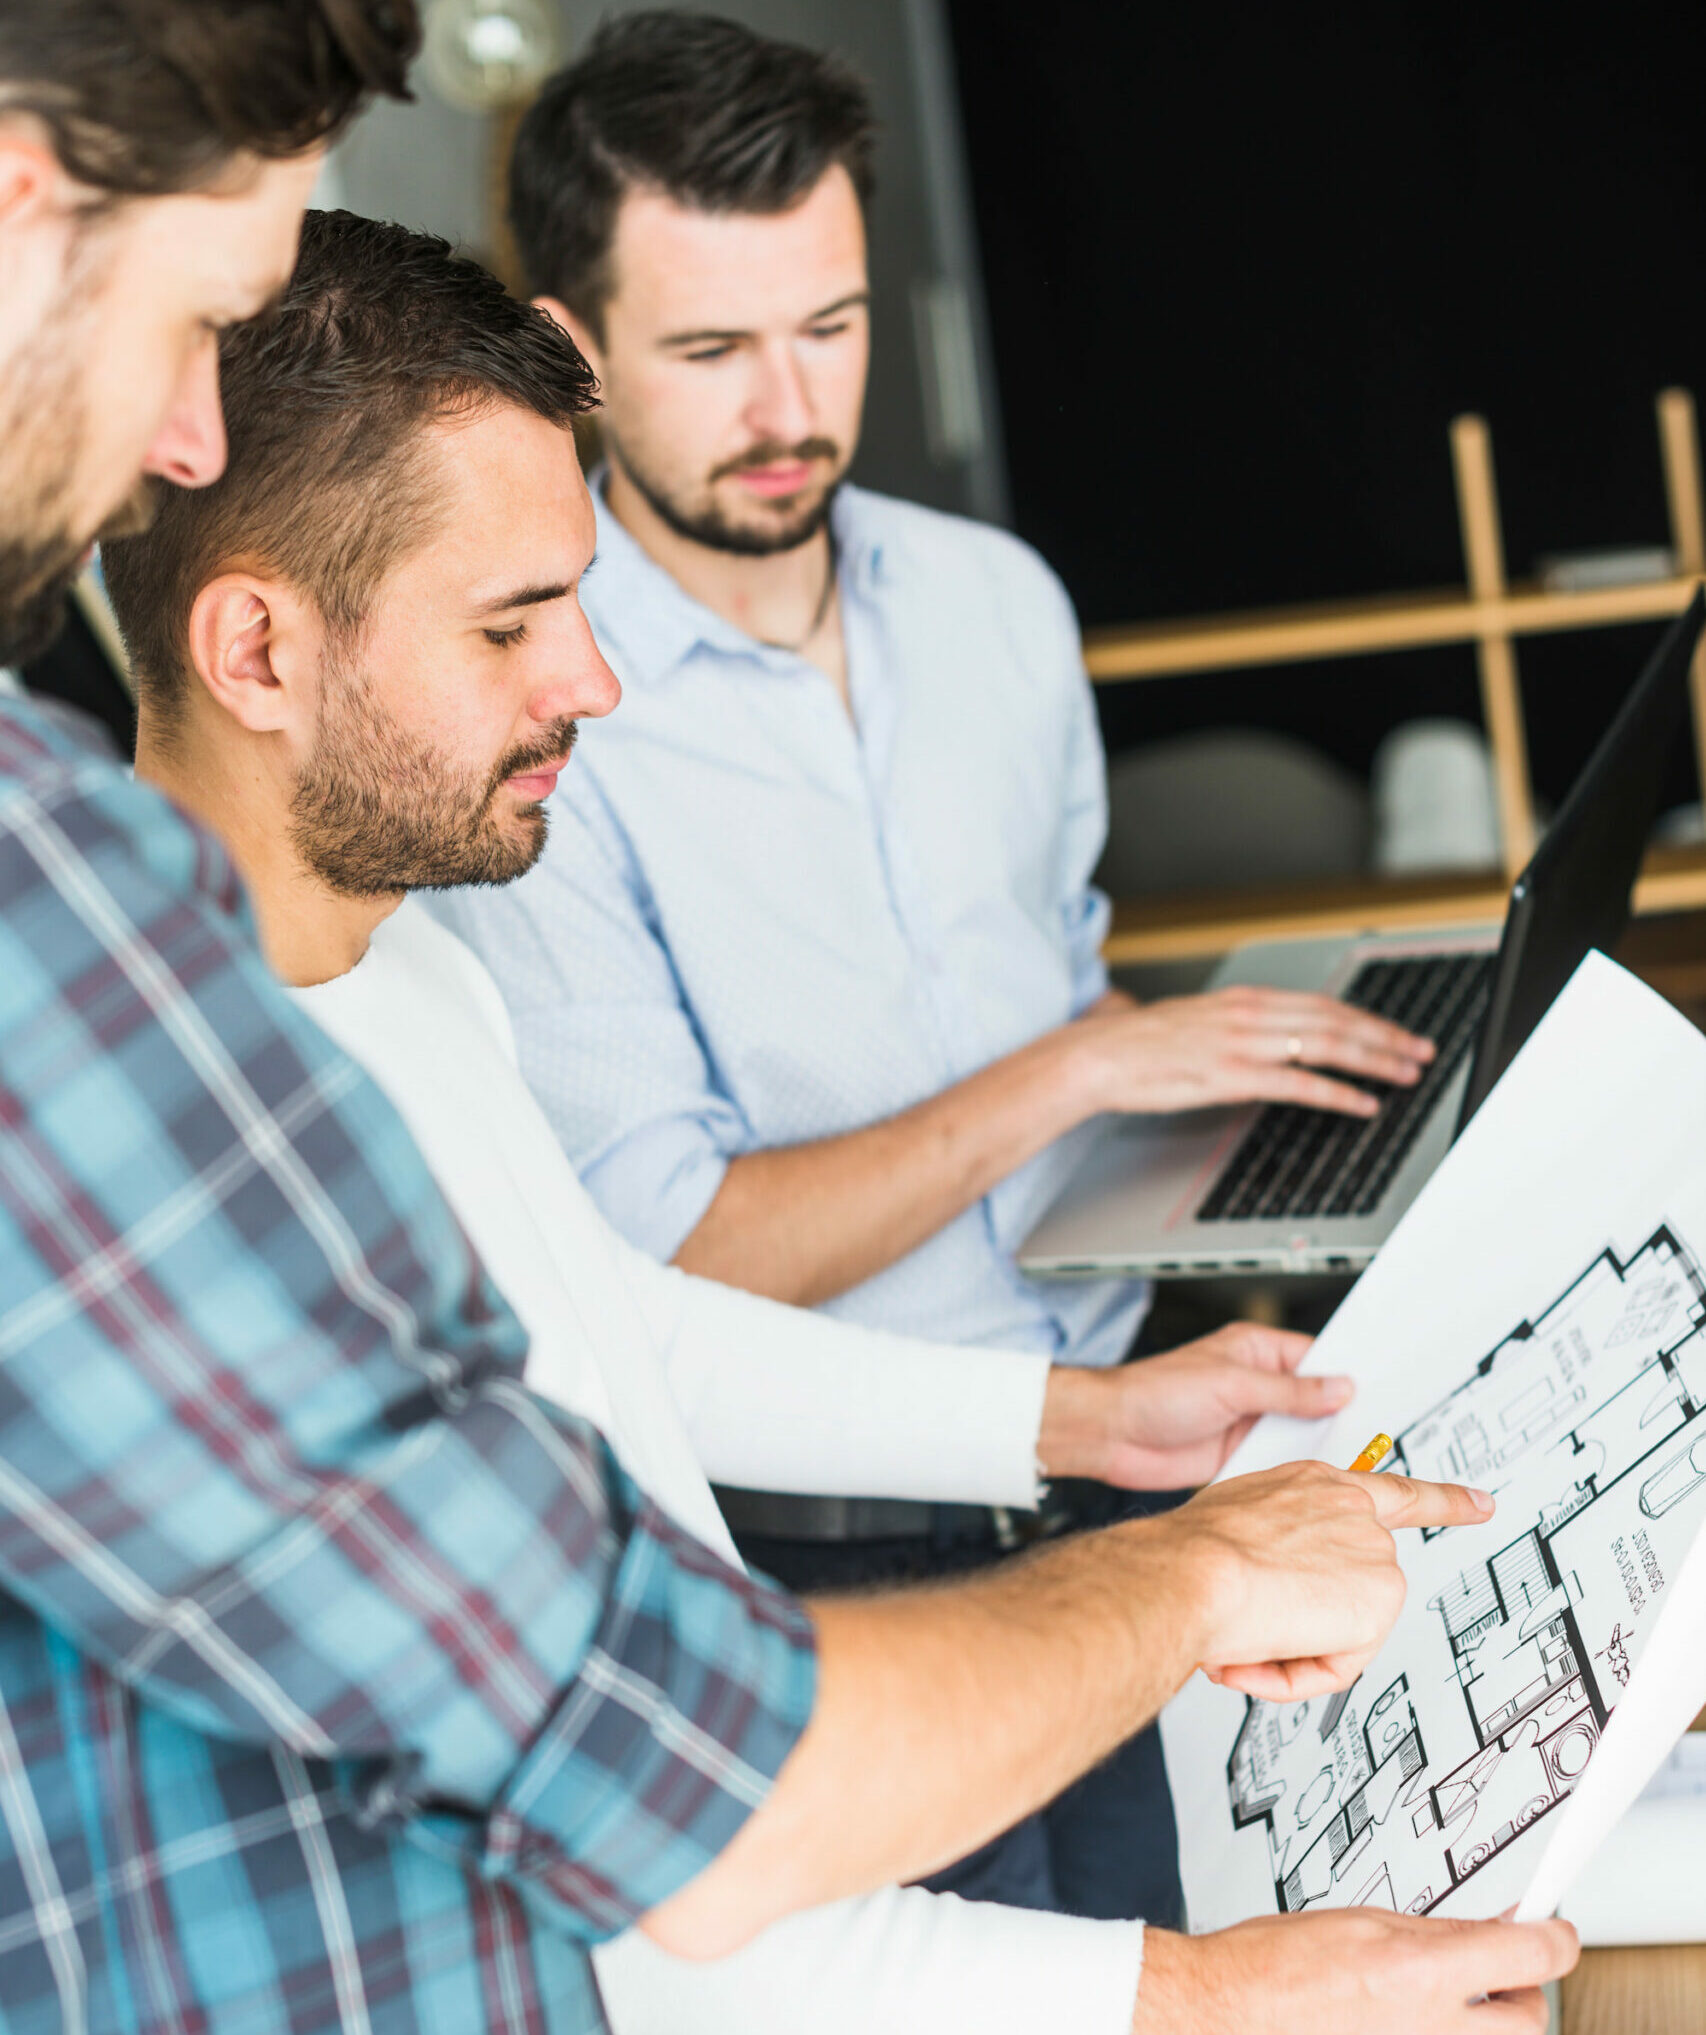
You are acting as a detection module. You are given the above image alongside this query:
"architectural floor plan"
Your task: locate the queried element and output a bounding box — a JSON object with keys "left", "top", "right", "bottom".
{"left": 1223, "top": 1228, "right": 1706, "bottom": 1918}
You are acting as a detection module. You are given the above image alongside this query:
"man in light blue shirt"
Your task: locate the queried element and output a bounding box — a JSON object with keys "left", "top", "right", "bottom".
{"left": 436, "top": 9, "right": 1430, "bottom": 1925}
{"left": 442, "top": 14, "right": 1423, "bottom": 1372}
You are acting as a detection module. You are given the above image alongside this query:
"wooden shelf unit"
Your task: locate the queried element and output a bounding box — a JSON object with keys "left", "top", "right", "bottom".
{"left": 1092, "top": 389, "right": 1706, "bottom": 966}
{"left": 1104, "top": 843, "right": 1706, "bottom": 967}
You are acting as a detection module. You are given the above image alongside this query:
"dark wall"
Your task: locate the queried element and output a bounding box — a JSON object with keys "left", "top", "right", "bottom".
{"left": 948, "top": 0, "right": 1706, "bottom": 808}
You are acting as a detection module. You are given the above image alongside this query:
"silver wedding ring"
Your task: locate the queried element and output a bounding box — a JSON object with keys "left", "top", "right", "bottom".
{"left": 1285, "top": 1034, "right": 1304, "bottom": 1064}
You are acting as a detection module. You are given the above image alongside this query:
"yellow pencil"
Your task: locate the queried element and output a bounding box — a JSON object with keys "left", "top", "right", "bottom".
{"left": 1347, "top": 1432, "right": 1394, "bottom": 1474}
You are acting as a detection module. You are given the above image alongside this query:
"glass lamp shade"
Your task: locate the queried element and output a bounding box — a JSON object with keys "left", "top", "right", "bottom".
{"left": 421, "top": 0, "right": 558, "bottom": 111}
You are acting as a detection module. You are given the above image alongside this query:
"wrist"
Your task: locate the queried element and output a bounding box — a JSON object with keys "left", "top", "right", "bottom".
{"left": 1055, "top": 1010, "right": 1117, "bottom": 1119}
{"left": 1036, "top": 1363, "right": 1116, "bottom": 1482}
{"left": 1138, "top": 1505, "right": 1237, "bottom": 1671}
{"left": 1132, "top": 1930, "right": 1228, "bottom": 2035}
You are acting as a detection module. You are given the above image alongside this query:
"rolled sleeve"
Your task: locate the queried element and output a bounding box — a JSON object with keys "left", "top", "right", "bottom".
{"left": 480, "top": 1480, "right": 816, "bottom": 1937}
{"left": 591, "top": 1108, "right": 732, "bottom": 1271}
{"left": 1065, "top": 876, "right": 1114, "bottom": 1013}
{"left": 1048, "top": 579, "right": 1116, "bottom": 1016}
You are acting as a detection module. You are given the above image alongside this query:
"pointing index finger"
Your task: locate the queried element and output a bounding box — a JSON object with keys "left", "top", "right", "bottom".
{"left": 1360, "top": 1467, "right": 1495, "bottom": 1530}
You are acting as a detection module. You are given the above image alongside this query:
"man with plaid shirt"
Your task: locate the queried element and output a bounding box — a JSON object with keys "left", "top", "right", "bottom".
{"left": 0, "top": 8, "right": 817, "bottom": 2027}
{"left": 0, "top": 700, "right": 816, "bottom": 2028}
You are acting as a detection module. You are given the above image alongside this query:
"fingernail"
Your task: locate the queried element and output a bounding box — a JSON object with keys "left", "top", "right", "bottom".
{"left": 1471, "top": 1487, "right": 1494, "bottom": 1512}
{"left": 1324, "top": 1377, "right": 1354, "bottom": 1405}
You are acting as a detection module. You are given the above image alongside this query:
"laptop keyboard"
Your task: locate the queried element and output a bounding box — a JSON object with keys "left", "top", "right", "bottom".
{"left": 1194, "top": 951, "right": 1494, "bottom": 1225}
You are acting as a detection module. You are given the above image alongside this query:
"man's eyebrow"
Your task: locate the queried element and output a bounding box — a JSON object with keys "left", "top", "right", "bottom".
{"left": 658, "top": 291, "right": 870, "bottom": 348}
{"left": 472, "top": 582, "right": 573, "bottom": 616}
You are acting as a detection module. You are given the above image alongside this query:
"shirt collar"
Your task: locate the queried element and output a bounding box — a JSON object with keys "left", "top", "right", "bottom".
{"left": 587, "top": 466, "right": 891, "bottom": 683}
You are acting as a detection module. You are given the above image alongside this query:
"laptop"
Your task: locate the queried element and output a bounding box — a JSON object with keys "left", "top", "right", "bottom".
{"left": 1020, "top": 585, "right": 1706, "bottom": 1279}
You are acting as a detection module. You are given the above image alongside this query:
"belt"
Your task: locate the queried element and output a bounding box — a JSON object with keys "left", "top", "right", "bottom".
{"left": 714, "top": 1487, "right": 1023, "bottom": 1546}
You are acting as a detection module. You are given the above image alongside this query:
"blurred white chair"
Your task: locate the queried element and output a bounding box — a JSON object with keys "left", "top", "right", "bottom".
{"left": 1369, "top": 718, "right": 1500, "bottom": 873}
{"left": 1098, "top": 729, "right": 1371, "bottom": 897}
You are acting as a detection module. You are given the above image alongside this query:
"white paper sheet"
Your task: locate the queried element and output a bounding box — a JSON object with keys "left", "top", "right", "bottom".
{"left": 1161, "top": 951, "right": 1706, "bottom": 1931}
{"left": 1560, "top": 1738, "right": 1706, "bottom": 1944}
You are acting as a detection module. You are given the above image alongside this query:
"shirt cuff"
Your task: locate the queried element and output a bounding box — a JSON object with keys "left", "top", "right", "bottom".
{"left": 588, "top": 1117, "right": 731, "bottom": 1266}
{"left": 594, "top": 1889, "right": 1143, "bottom": 2035}
{"left": 883, "top": 1341, "right": 1053, "bottom": 1508}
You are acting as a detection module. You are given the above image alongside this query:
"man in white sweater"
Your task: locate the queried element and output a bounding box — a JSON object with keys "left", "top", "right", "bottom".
{"left": 103, "top": 206, "right": 1573, "bottom": 2033}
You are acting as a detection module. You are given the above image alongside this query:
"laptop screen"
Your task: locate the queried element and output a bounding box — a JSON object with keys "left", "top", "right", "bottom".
{"left": 1455, "top": 585, "right": 1706, "bottom": 1132}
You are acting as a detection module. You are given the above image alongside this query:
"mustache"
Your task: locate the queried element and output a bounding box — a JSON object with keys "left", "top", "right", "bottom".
{"left": 709, "top": 437, "right": 840, "bottom": 483}
{"left": 491, "top": 717, "right": 578, "bottom": 791}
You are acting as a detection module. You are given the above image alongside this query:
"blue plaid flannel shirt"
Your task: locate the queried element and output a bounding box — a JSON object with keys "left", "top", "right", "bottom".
{"left": 0, "top": 698, "right": 816, "bottom": 2034}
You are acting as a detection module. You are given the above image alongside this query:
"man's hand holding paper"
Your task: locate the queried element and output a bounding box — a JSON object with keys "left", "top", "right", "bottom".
{"left": 1133, "top": 1909, "right": 1576, "bottom": 2034}
{"left": 1038, "top": 1323, "right": 1358, "bottom": 1487}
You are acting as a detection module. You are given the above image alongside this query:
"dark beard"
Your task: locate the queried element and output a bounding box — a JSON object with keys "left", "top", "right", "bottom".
{"left": 290, "top": 658, "right": 578, "bottom": 897}
{"left": 1, "top": 269, "right": 89, "bottom": 666}
{"left": 0, "top": 487, "right": 157, "bottom": 667}
{"left": 0, "top": 219, "right": 149, "bottom": 668}
{"left": 610, "top": 437, "right": 842, "bottom": 558}
{"left": 0, "top": 548, "right": 79, "bottom": 667}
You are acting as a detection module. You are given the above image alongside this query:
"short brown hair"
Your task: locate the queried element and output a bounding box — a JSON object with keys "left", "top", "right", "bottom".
{"left": 0, "top": 0, "right": 419, "bottom": 196}
{"left": 511, "top": 11, "right": 875, "bottom": 341}
{"left": 102, "top": 209, "right": 599, "bottom": 728}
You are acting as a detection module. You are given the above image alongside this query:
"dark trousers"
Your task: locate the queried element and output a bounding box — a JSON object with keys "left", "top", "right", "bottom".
{"left": 732, "top": 1480, "right": 1184, "bottom": 1928}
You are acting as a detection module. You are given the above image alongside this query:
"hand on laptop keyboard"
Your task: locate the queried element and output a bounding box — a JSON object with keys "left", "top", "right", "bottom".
{"left": 1067, "top": 983, "right": 1434, "bottom": 1120}
{"left": 1195, "top": 953, "right": 1495, "bottom": 1224}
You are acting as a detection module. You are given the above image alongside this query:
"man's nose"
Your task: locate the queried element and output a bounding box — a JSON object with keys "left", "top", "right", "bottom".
{"left": 533, "top": 618, "right": 621, "bottom": 726}
{"left": 745, "top": 340, "right": 815, "bottom": 446}
{"left": 141, "top": 338, "right": 228, "bottom": 490}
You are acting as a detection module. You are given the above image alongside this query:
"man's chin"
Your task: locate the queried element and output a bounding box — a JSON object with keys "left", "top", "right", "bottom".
{"left": 0, "top": 482, "right": 164, "bottom": 660}
{"left": 0, "top": 566, "right": 80, "bottom": 668}
{"left": 618, "top": 445, "right": 840, "bottom": 559}
{"left": 347, "top": 809, "right": 551, "bottom": 897}
{"left": 699, "top": 488, "right": 836, "bottom": 558}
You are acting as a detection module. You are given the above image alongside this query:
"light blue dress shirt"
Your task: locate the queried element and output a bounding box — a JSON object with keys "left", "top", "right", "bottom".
{"left": 435, "top": 478, "right": 1149, "bottom": 1366}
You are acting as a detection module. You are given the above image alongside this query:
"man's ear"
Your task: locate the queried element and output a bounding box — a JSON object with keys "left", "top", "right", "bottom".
{"left": 185, "top": 574, "right": 316, "bottom": 736}
{"left": 0, "top": 124, "right": 63, "bottom": 228}
{"left": 534, "top": 294, "right": 605, "bottom": 379}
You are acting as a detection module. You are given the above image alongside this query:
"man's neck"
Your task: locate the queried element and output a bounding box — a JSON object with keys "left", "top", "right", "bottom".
{"left": 603, "top": 457, "right": 841, "bottom": 662}
{"left": 136, "top": 726, "right": 400, "bottom": 988}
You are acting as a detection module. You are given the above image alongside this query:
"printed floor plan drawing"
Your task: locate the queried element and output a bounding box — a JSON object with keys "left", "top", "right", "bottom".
{"left": 1225, "top": 1228, "right": 1706, "bottom": 1917}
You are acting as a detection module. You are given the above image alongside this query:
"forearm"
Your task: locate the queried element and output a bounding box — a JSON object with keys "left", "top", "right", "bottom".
{"left": 673, "top": 1022, "right": 1102, "bottom": 1305}
{"left": 644, "top": 1459, "right": 1495, "bottom": 1958}
{"left": 642, "top": 1516, "right": 1202, "bottom": 1957}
